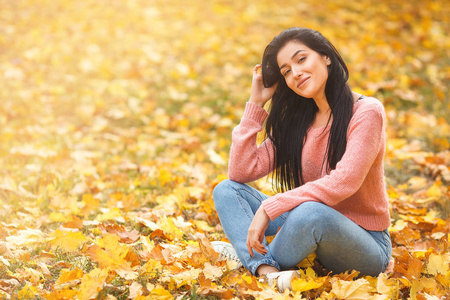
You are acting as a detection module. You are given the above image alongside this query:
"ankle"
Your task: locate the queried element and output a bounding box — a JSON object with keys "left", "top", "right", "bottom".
{"left": 256, "top": 264, "right": 279, "bottom": 276}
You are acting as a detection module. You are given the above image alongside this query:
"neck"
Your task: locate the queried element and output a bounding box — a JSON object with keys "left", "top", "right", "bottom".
{"left": 313, "top": 93, "right": 330, "bottom": 115}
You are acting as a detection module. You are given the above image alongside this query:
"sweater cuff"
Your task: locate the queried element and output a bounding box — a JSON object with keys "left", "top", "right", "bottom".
{"left": 262, "top": 196, "right": 283, "bottom": 220}
{"left": 242, "top": 102, "right": 268, "bottom": 125}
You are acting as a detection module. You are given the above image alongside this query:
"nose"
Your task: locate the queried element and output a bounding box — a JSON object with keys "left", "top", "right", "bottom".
{"left": 291, "top": 66, "right": 302, "bottom": 78}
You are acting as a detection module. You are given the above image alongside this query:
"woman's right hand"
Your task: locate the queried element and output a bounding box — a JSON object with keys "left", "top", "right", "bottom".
{"left": 249, "top": 64, "right": 278, "bottom": 108}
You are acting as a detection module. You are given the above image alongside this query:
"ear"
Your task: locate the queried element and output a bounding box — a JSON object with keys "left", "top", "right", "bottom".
{"left": 323, "top": 55, "right": 331, "bottom": 65}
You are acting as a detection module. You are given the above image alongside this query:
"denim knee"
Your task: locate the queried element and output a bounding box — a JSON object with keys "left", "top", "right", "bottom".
{"left": 213, "top": 179, "right": 241, "bottom": 209}
{"left": 286, "top": 202, "right": 328, "bottom": 225}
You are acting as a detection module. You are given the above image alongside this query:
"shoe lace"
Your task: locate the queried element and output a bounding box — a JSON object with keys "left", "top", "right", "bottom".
{"left": 220, "top": 250, "right": 239, "bottom": 262}
{"left": 217, "top": 248, "right": 242, "bottom": 267}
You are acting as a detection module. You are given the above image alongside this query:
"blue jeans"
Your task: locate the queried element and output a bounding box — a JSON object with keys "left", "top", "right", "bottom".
{"left": 213, "top": 179, "right": 392, "bottom": 276}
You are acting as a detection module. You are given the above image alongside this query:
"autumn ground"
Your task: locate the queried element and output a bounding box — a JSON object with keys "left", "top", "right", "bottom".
{"left": 0, "top": 0, "right": 449, "bottom": 299}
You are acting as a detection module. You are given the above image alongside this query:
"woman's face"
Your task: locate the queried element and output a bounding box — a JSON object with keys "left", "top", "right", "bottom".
{"left": 277, "top": 41, "right": 330, "bottom": 100}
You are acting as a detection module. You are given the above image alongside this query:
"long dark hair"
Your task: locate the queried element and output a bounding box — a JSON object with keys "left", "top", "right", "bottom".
{"left": 262, "top": 27, "right": 353, "bottom": 192}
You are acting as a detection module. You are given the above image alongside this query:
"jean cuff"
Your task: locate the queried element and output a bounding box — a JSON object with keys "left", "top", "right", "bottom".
{"left": 251, "top": 258, "right": 280, "bottom": 276}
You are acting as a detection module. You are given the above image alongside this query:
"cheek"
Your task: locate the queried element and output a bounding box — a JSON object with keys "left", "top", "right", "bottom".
{"left": 316, "top": 65, "right": 329, "bottom": 81}
{"left": 285, "top": 78, "right": 296, "bottom": 90}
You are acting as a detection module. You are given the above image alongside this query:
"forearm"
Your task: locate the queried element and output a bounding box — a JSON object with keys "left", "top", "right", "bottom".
{"left": 228, "top": 103, "right": 273, "bottom": 182}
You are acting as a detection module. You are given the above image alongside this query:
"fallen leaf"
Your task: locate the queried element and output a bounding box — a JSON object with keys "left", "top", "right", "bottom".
{"left": 48, "top": 230, "right": 89, "bottom": 252}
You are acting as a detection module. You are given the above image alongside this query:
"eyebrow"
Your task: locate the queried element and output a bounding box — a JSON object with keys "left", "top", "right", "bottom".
{"left": 279, "top": 50, "right": 305, "bottom": 70}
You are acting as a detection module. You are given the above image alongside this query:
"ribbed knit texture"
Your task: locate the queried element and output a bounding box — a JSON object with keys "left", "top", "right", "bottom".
{"left": 228, "top": 98, "right": 391, "bottom": 231}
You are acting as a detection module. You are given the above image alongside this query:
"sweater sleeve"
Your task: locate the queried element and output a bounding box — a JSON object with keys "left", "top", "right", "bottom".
{"left": 262, "top": 101, "right": 386, "bottom": 220}
{"left": 228, "top": 102, "right": 274, "bottom": 183}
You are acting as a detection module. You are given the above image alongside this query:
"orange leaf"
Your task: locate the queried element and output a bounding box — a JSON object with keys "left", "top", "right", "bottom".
{"left": 197, "top": 235, "right": 219, "bottom": 264}
{"left": 63, "top": 215, "right": 83, "bottom": 229}
{"left": 55, "top": 268, "right": 84, "bottom": 285}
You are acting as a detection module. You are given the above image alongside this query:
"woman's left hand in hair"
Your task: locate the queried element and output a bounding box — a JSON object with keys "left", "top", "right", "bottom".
{"left": 246, "top": 206, "right": 270, "bottom": 257}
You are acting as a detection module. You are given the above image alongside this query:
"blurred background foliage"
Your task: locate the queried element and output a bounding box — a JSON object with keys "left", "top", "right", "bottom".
{"left": 0, "top": 0, "right": 449, "bottom": 230}
{"left": 0, "top": 0, "right": 449, "bottom": 232}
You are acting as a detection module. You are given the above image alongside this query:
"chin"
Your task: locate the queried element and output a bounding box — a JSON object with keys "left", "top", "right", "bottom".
{"left": 294, "top": 91, "right": 313, "bottom": 98}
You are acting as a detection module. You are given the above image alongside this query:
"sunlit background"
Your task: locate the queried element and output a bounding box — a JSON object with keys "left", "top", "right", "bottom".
{"left": 0, "top": 0, "right": 449, "bottom": 298}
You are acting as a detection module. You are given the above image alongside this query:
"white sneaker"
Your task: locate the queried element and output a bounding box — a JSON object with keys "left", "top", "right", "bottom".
{"left": 211, "top": 241, "right": 243, "bottom": 268}
{"left": 262, "top": 270, "right": 300, "bottom": 292}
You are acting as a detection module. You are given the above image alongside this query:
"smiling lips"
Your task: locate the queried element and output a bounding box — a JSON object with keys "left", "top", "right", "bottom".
{"left": 297, "top": 76, "right": 310, "bottom": 88}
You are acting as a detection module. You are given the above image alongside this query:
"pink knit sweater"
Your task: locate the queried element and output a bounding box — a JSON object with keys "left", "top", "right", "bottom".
{"left": 228, "top": 98, "right": 391, "bottom": 231}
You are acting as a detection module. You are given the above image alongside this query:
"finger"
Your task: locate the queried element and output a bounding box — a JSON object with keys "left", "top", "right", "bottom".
{"left": 249, "top": 236, "right": 266, "bottom": 254}
{"left": 254, "top": 242, "right": 267, "bottom": 255}
{"left": 256, "top": 233, "right": 268, "bottom": 254}
{"left": 247, "top": 240, "right": 253, "bottom": 257}
{"left": 253, "top": 64, "right": 262, "bottom": 74}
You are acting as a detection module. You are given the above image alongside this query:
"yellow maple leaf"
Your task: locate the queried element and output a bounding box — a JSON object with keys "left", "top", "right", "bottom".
{"left": 85, "top": 234, "right": 136, "bottom": 279}
{"left": 85, "top": 244, "right": 126, "bottom": 269}
{"left": 203, "top": 262, "right": 223, "bottom": 280}
{"left": 48, "top": 230, "right": 89, "bottom": 252}
{"left": 158, "top": 169, "right": 172, "bottom": 186}
{"left": 17, "top": 284, "right": 37, "bottom": 300}
{"left": 147, "top": 284, "right": 173, "bottom": 300}
{"left": 80, "top": 194, "right": 100, "bottom": 217}
{"left": 158, "top": 215, "right": 185, "bottom": 240}
{"left": 296, "top": 253, "right": 317, "bottom": 269}
{"left": 426, "top": 181, "right": 442, "bottom": 199}
{"left": 409, "top": 277, "right": 439, "bottom": 300}
{"left": 77, "top": 268, "right": 108, "bottom": 300}
{"left": 55, "top": 268, "right": 84, "bottom": 285}
{"left": 331, "top": 278, "right": 374, "bottom": 299}
{"left": 291, "top": 276, "right": 325, "bottom": 293}
{"left": 95, "top": 207, "right": 123, "bottom": 222}
{"left": 376, "top": 273, "right": 397, "bottom": 298}
{"left": 49, "top": 212, "right": 67, "bottom": 222}
{"left": 169, "top": 269, "right": 202, "bottom": 288}
{"left": 427, "top": 253, "right": 450, "bottom": 276}
{"left": 141, "top": 258, "right": 163, "bottom": 278}
{"left": 45, "top": 288, "right": 78, "bottom": 300}
{"left": 95, "top": 234, "right": 128, "bottom": 260}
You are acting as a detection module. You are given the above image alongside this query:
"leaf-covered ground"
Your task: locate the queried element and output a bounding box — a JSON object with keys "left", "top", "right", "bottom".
{"left": 0, "top": 0, "right": 449, "bottom": 299}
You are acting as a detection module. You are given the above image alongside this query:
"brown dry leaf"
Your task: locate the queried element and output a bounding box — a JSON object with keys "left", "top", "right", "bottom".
{"left": 197, "top": 234, "right": 219, "bottom": 264}
{"left": 183, "top": 244, "right": 209, "bottom": 268}
{"left": 199, "top": 286, "right": 234, "bottom": 299}
{"left": 0, "top": 279, "right": 20, "bottom": 294}
{"left": 99, "top": 223, "right": 140, "bottom": 243}
{"left": 149, "top": 244, "right": 175, "bottom": 265}
{"left": 36, "top": 261, "right": 51, "bottom": 277}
